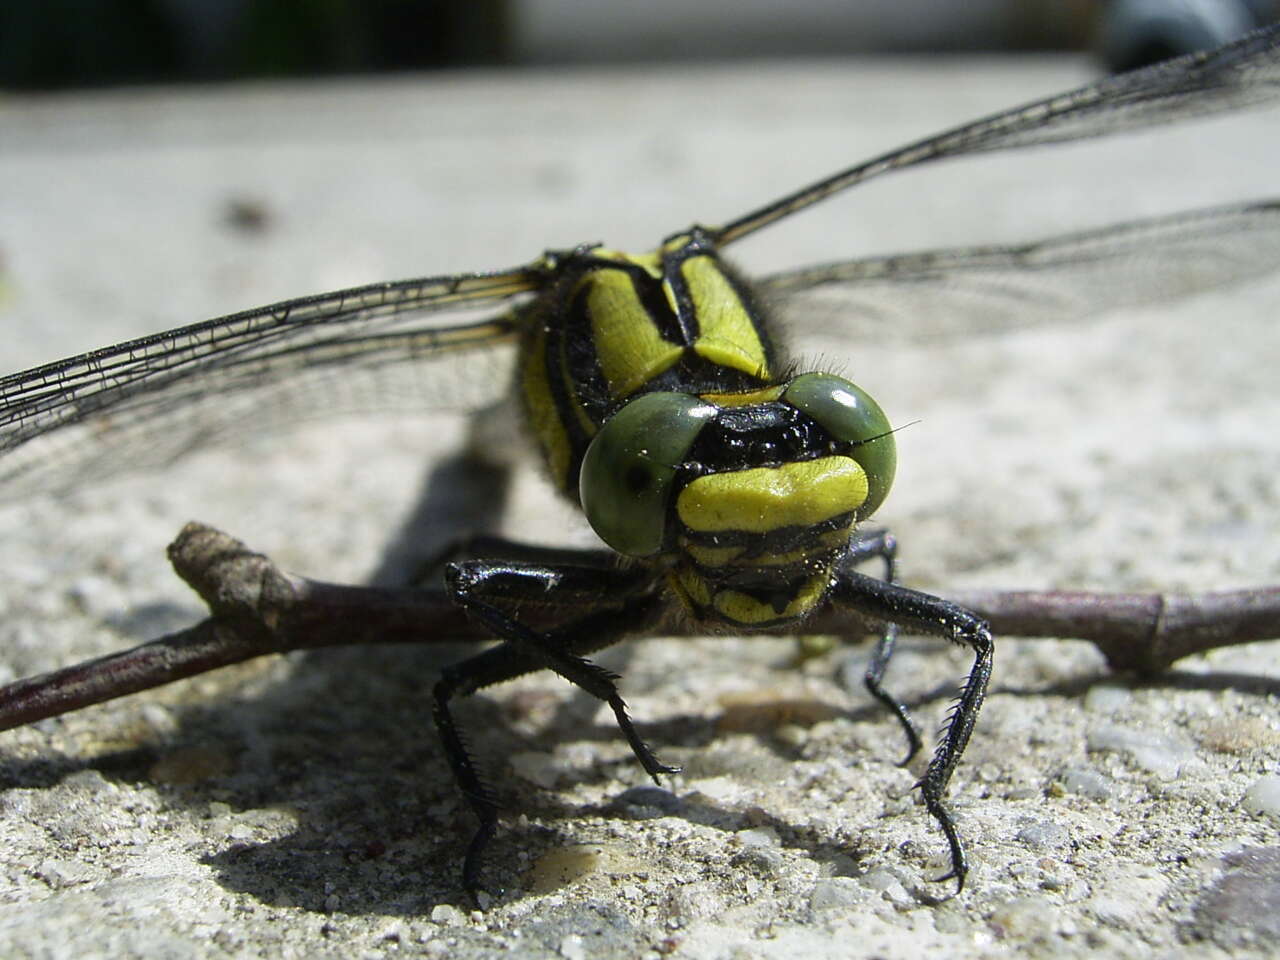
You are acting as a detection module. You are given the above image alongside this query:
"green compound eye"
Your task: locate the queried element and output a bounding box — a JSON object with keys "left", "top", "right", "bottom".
{"left": 580, "top": 392, "right": 718, "bottom": 556}
{"left": 783, "top": 372, "right": 896, "bottom": 519}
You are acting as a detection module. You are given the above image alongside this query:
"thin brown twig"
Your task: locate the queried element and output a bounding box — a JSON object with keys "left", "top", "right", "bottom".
{"left": 0, "top": 521, "right": 1276, "bottom": 734}
{"left": 940, "top": 587, "right": 1280, "bottom": 674}
{"left": 0, "top": 523, "right": 481, "bottom": 733}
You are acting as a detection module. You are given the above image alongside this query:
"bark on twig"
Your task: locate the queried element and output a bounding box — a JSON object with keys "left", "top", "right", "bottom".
{"left": 941, "top": 587, "right": 1280, "bottom": 674}
{"left": 0, "top": 523, "right": 480, "bottom": 733}
{"left": 0, "top": 521, "right": 1276, "bottom": 734}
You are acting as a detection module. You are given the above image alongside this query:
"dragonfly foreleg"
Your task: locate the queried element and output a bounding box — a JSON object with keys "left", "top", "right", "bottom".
{"left": 829, "top": 570, "right": 993, "bottom": 892}
{"left": 438, "top": 554, "right": 668, "bottom": 893}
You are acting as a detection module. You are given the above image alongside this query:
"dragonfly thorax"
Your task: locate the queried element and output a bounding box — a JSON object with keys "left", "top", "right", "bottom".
{"left": 520, "top": 230, "right": 775, "bottom": 497}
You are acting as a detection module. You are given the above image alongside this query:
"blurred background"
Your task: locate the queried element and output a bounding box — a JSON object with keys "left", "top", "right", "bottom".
{"left": 2, "top": 0, "right": 1276, "bottom": 88}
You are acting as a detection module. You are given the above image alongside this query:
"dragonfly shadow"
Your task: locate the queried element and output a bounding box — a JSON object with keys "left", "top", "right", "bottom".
{"left": 184, "top": 650, "right": 955, "bottom": 913}
{"left": 1144, "top": 668, "right": 1280, "bottom": 699}
{"left": 364, "top": 446, "right": 514, "bottom": 588}
{"left": 185, "top": 642, "right": 522, "bottom": 914}
{"left": 0, "top": 451, "right": 524, "bottom": 916}
{"left": 0, "top": 743, "right": 159, "bottom": 792}
{"left": 187, "top": 445, "right": 633, "bottom": 913}
{"left": 189, "top": 450, "right": 526, "bottom": 913}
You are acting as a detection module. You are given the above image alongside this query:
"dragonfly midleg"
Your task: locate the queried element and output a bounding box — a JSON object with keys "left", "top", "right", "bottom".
{"left": 842, "top": 528, "right": 922, "bottom": 764}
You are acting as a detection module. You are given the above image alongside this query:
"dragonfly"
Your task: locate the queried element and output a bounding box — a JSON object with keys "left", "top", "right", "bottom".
{"left": 2, "top": 25, "right": 1280, "bottom": 898}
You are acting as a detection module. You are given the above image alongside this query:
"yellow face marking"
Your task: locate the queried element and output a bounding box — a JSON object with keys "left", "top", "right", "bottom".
{"left": 676, "top": 456, "right": 868, "bottom": 535}
{"left": 583, "top": 268, "right": 683, "bottom": 398}
{"left": 680, "top": 542, "right": 746, "bottom": 567}
{"left": 679, "top": 255, "right": 770, "bottom": 379}
{"left": 667, "top": 566, "right": 712, "bottom": 611}
{"left": 667, "top": 563, "right": 832, "bottom": 625}
{"left": 698, "top": 385, "right": 785, "bottom": 408}
{"left": 679, "top": 527, "right": 850, "bottom": 571}
{"left": 745, "top": 537, "right": 845, "bottom": 567}
{"left": 713, "top": 571, "right": 830, "bottom": 625}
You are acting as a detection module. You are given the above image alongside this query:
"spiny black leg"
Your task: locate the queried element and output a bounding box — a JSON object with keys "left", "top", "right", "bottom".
{"left": 610, "top": 697, "right": 681, "bottom": 781}
{"left": 432, "top": 635, "right": 613, "bottom": 896}
{"left": 445, "top": 563, "right": 680, "bottom": 783}
{"left": 433, "top": 627, "right": 673, "bottom": 896}
{"left": 862, "top": 622, "right": 921, "bottom": 765}
{"left": 918, "top": 618, "right": 993, "bottom": 889}
{"left": 433, "top": 659, "right": 504, "bottom": 897}
{"left": 831, "top": 570, "right": 993, "bottom": 893}
{"left": 843, "top": 530, "right": 921, "bottom": 764}
{"left": 458, "top": 590, "right": 679, "bottom": 779}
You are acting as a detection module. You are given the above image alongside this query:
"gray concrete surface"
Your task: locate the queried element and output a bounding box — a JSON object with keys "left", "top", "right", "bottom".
{"left": 1, "top": 55, "right": 1279, "bottom": 959}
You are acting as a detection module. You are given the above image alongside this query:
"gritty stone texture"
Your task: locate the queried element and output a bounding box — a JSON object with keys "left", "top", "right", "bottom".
{"left": 1242, "top": 776, "right": 1280, "bottom": 820}
{"left": 2, "top": 54, "right": 1279, "bottom": 959}
{"left": 1189, "top": 847, "right": 1280, "bottom": 949}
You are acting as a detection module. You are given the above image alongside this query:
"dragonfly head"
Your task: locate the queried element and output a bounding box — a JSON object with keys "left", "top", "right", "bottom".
{"left": 579, "top": 373, "right": 896, "bottom": 626}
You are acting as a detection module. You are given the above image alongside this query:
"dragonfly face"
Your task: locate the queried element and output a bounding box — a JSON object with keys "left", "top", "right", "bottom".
{"left": 665, "top": 373, "right": 896, "bottom": 627}
{"left": 580, "top": 371, "right": 896, "bottom": 626}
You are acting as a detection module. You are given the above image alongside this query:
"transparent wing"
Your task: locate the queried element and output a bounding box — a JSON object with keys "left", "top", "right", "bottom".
{"left": 715, "top": 23, "right": 1280, "bottom": 245}
{"left": 0, "top": 266, "right": 545, "bottom": 498}
{"left": 759, "top": 199, "right": 1280, "bottom": 343}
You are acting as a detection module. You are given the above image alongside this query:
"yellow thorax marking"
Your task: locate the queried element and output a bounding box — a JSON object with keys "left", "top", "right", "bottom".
{"left": 588, "top": 247, "right": 662, "bottom": 276}
{"left": 582, "top": 266, "right": 682, "bottom": 398}
{"left": 582, "top": 242, "right": 770, "bottom": 399}
{"left": 680, "top": 255, "right": 770, "bottom": 379}
{"left": 521, "top": 325, "right": 572, "bottom": 488}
